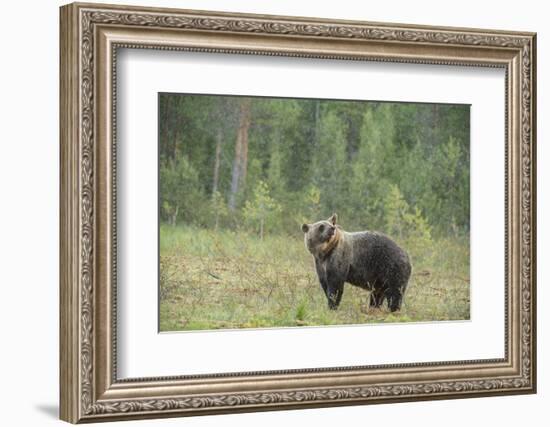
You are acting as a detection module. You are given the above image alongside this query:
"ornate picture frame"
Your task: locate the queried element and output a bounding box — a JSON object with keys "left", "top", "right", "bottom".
{"left": 60, "top": 2, "right": 536, "bottom": 423}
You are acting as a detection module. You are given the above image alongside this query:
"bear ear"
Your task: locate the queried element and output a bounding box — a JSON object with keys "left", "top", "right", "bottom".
{"left": 329, "top": 213, "right": 337, "bottom": 226}
{"left": 301, "top": 224, "right": 310, "bottom": 233}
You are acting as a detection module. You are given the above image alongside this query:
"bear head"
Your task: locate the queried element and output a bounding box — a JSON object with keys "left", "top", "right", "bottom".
{"left": 301, "top": 213, "right": 339, "bottom": 256}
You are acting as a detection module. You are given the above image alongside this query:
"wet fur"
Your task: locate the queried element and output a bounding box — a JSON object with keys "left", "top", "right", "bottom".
{"left": 302, "top": 214, "right": 412, "bottom": 311}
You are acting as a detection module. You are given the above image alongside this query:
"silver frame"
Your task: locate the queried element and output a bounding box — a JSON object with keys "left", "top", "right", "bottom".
{"left": 60, "top": 2, "right": 537, "bottom": 423}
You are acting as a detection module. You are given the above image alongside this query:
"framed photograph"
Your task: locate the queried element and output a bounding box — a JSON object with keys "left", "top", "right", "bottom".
{"left": 60, "top": 2, "right": 537, "bottom": 423}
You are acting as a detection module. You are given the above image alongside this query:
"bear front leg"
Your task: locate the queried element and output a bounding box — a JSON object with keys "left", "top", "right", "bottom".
{"left": 326, "top": 272, "right": 345, "bottom": 310}
{"left": 314, "top": 258, "right": 329, "bottom": 299}
{"left": 324, "top": 261, "right": 347, "bottom": 310}
{"left": 327, "top": 285, "right": 344, "bottom": 310}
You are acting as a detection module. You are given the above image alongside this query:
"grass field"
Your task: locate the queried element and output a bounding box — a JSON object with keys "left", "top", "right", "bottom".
{"left": 159, "top": 225, "right": 470, "bottom": 331}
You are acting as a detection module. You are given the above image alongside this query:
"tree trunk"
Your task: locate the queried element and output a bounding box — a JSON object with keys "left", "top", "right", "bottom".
{"left": 229, "top": 131, "right": 243, "bottom": 210}
{"left": 212, "top": 127, "right": 223, "bottom": 196}
{"left": 229, "top": 99, "right": 252, "bottom": 210}
{"left": 432, "top": 104, "right": 440, "bottom": 146}
{"left": 159, "top": 96, "right": 170, "bottom": 159}
{"left": 314, "top": 100, "right": 320, "bottom": 147}
{"left": 171, "top": 204, "right": 179, "bottom": 227}
{"left": 239, "top": 101, "right": 251, "bottom": 188}
{"left": 170, "top": 97, "right": 178, "bottom": 160}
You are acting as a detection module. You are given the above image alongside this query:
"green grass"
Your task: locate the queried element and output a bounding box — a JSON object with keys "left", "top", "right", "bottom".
{"left": 159, "top": 225, "right": 470, "bottom": 331}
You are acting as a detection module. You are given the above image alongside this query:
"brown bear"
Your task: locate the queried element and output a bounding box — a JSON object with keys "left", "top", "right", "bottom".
{"left": 301, "top": 214, "right": 411, "bottom": 311}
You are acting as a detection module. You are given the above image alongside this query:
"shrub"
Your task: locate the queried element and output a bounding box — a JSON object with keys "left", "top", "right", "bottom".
{"left": 242, "top": 180, "right": 282, "bottom": 239}
{"left": 384, "top": 184, "right": 432, "bottom": 249}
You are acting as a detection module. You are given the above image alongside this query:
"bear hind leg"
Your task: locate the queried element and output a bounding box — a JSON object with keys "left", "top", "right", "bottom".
{"left": 385, "top": 287, "right": 404, "bottom": 312}
{"left": 369, "top": 290, "right": 384, "bottom": 308}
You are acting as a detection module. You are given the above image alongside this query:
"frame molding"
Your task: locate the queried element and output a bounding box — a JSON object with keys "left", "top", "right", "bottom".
{"left": 60, "top": 2, "right": 536, "bottom": 423}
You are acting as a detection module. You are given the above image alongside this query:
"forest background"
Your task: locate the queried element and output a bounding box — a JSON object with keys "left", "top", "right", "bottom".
{"left": 158, "top": 94, "right": 471, "bottom": 331}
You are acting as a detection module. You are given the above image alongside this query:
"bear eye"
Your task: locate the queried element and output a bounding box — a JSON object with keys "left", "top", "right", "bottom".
{"left": 319, "top": 225, "right": 325, "bottom": 232}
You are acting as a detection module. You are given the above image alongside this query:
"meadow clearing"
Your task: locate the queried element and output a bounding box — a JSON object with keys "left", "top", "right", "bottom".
{"left": 159, "top": 225, "right": 470, "bottom": 331}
